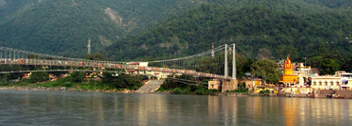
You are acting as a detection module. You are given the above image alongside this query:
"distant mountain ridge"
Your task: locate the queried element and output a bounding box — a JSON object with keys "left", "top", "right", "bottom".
{"left": 0, "top": 0, "right": 351, "bottom": 58}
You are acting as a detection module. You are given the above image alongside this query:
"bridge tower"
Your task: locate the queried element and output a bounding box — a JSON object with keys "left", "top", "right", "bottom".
{"left": 233, "top": 43, "right": 236, "bottom": 79}
{"left": 87, "top": 38, "right": 91, "bottom": 55}
{"left": 224, "top": 44, "right": 228, "bottom": 78}
{"left": 221, "top": 43, "right": 238, "bottom": 92}
{"left": 224, "top": 43, "right": 236, "bottom": 79}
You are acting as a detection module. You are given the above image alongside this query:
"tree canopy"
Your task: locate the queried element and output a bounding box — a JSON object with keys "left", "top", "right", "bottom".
{"left": 251, "top": 59, "right": 281, "bottom": 84}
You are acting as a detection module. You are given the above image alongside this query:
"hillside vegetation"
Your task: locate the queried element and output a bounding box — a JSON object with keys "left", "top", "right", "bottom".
{"left": 0, "top": 0, "right": 203, "bottom": 57}
{"left": 105, "top": 4, "right": 352, "bottom": 61}
{"left": 1, "top": 0, "right": 352, "bottom": 58}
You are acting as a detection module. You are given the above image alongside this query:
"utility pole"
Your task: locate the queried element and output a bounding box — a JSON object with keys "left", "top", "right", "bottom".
{"left": 304, "top": 57, "right": 307, "bottom": 67}
{"left": 87, "top": 38, "right": 91, "bottom": 55}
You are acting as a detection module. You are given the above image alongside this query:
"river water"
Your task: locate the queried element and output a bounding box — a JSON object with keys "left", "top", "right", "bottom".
{"left": 0, "top": 90, "right": 351, "bottom": 126}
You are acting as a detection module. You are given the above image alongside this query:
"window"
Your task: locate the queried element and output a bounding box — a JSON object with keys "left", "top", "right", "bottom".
{"left": 313, "top": 82, "right": 316, "bottom": 86}
{"left": 330, "top": 82, "right": 334, "bottom": 86}
{"left": 325, "top": 82, "right": 328, "bottom": 86}
{"left": 319, "top": 82, "right": 322, "bottom": 86}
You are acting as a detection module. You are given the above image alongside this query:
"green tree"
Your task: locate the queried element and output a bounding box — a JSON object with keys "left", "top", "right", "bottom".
{"left": 251, "top": 59, "right": 281, "bottom": 84}
{"left": 341, "top": 56, "right": 352, "bottom": 72}
{"left": 319, "top": 58, "right": 340, "bottom": 75}
{"left": 100, "top": 72, "right": 115, "bottom": 83}
{"left": 307, "top": 56, "right": 323, "bottom": 68}
{"left": 0, "top": 73, "right": 11, "bottom": 86}
{"left": 70, "top": 72, "right": 86, "bottom": 82}
{"left": 277, "top": 44, "right": 298, "bottom": 60}
{"left": 28, "top": 72, "right": 49, "bottom": 83}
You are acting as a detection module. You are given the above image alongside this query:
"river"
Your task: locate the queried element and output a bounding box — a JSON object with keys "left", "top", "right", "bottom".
{"left": 0, "top": 90, "right": 351, "bottom": 126}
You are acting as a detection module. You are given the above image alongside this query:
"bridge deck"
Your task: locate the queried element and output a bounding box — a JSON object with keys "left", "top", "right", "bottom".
{"left": 0, "top": 59, "right": 232, "bottom": 80}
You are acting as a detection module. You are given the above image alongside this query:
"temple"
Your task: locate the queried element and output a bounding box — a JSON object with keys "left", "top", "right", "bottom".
{"left": 280, "top": 57, "right": 298, "bottom": 85}
{"left": 250, "top": 56, "right": 352, "bottom": 98}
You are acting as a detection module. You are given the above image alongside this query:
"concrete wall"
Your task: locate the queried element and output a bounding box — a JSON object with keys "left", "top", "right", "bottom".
{"left": 221, "top": 79, "right": 238, "bottom": 92}
{"left": 281, "top": 87, "right": 313, "bottom": 94}
{"left": 208, "top": 80, "right": 221, "bottom": 90}
{"left": 245, "top": 81, "right": 254, "bottom": 88}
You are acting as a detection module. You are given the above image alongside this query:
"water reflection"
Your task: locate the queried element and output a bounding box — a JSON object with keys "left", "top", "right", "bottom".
{"left": 208, "top": 96, "right": 239, "bottom": 125}
{"left": 136, "top": 94, "right": 168, "bottom": 126}
{"left": 0, "top": 91, "right": 351, "bottom": 126}
{"left": 207, "top": 96, "right": 352, "bottom": 126}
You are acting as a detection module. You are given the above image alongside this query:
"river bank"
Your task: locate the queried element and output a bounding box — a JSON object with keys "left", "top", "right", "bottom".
{"left": 0, "top": 86, "right": 135, "bottom": 93}
{"left": 0, "top": 86, "right": 251, "bottom": 96}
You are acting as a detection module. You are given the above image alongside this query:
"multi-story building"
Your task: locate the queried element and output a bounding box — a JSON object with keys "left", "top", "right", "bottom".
{"left": 310, "top": 76, "right": 341, "bottom": 90}
{"left": 338, "top": 73, "right": 352, "bottom": 90}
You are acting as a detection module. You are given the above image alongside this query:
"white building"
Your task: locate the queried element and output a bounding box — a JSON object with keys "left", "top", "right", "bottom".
{"left": 339, "top": 73, "right": 352, "bottom": 83}
{"left": 311, "top": 76, "right": 341, "bottom": 90}
{"left": 339, "top": 73, "right": 352, "bottom": 90}
{"left": 342, "top": 79, "right": 352, "bottom": 90}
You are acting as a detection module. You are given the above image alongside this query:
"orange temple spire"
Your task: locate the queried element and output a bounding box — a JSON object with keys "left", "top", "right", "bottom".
{"left": 284, "top": 57, "right": 293, "bottom": 75}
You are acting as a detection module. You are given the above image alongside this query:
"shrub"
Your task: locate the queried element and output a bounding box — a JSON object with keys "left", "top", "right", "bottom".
{"left": 173, "top": 88, "right": 182, "bottom": 94}
{"left": 260, "top": 90, "right": 270, "bottom": 94}
{"left": 28, "top": 72, "right": 49, "bottom": 83}
{"left": 132, "top": 85, "right": 139, "bottom": 90}
{"left": 209, "top": 89, "right": 220, "bottom": 92}
{"left": 195, "top": 89, "right": 206, "bottom": 95}
{"left": 182, "top": 89, "right": 190, "bottom": 94}
{"left": 70, "top": 72, "right": 86, "bottom": 82}
{"left": 63, "top": 82, "right": 72, "bottom": 88}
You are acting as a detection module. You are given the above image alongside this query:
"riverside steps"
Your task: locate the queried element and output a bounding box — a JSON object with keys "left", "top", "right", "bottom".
{"left": 334, "top": 90, "right": 352, "bottom": 98}
{"left": 136, "top": 80, "right": 164, "bottom": 93}
{"left": 316, "top": 90, "right": 336, "bottom": 98}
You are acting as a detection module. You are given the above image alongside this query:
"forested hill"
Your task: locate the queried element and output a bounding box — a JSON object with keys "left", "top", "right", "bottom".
{"left": 0, "top": 0, "right": 205, "bottom": 57}
{"left": 105, "top": 4, "right": 352, "bottom": 61}
{"left": 303, "top": 0, "right": 352, "bottom": 9}
{"left": 0, "top": 0, "right": 352, "bottom": 58}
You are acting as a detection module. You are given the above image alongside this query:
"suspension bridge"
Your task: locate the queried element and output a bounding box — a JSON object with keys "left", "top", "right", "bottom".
{"left": 0, "top": 43, "right": 238, "bottom": 80}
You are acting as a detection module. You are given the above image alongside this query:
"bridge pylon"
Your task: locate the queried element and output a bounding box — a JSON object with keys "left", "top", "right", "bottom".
{"left": 232, "top": 43, "right": 236, "bottom": 79}
{"left": 225, "top": 43, "right": 236, "bottom": 79}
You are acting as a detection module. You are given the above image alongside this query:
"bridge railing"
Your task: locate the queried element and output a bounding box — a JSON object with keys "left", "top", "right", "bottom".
{"left": 0, "top": 43, "right": 235, "bottom": 80}
{"left": 0, "top": 58, "right": 232, "bottom": 79}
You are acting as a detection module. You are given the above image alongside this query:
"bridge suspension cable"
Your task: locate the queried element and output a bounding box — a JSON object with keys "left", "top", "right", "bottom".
{"left": 0, "top": 43, "right": 236, "bottom": 80}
